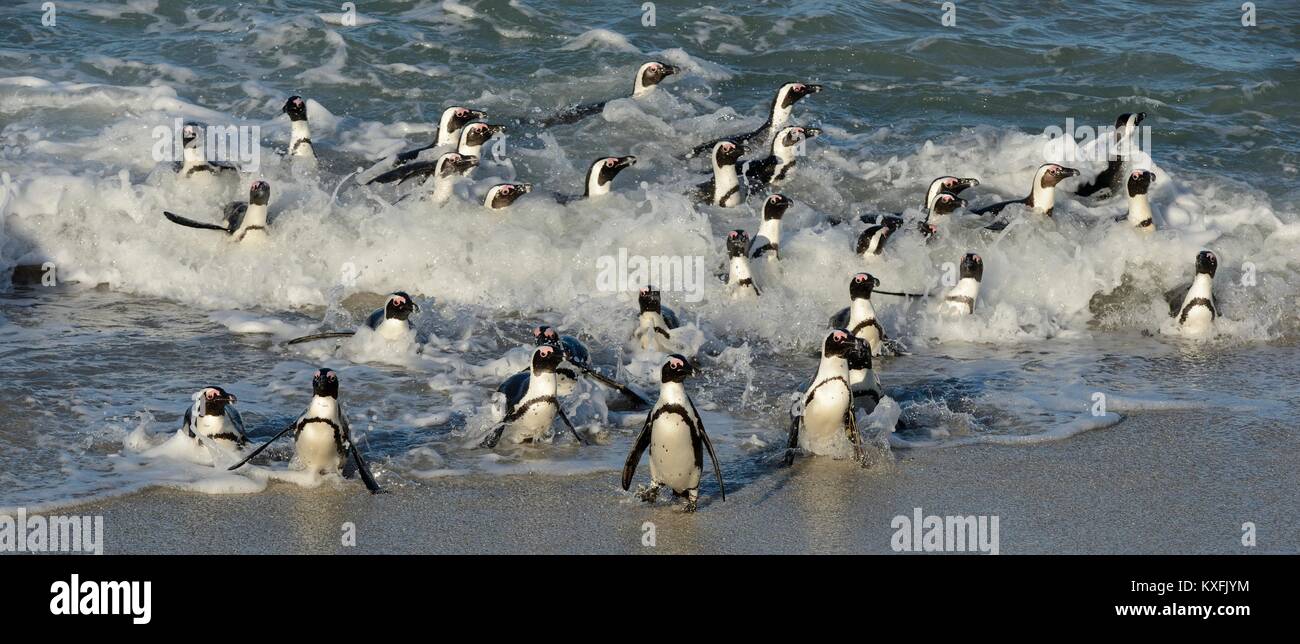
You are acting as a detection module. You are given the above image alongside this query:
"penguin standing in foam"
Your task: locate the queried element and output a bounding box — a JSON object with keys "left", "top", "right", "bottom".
{"left": 784, "top": 329, "right": 864, "bottom": 465}
{"left": 365, "top": 152, "right": 479, "bottom": 204}
{"left": 724, "top": 229, "right": 761, "bottom": 298}
{"left": 227, "top": 368, "right": 381, "bottom": 493}
{"left": 532, "top": 325, "right": 650, "bottom": 407}
{"left": 631, "top": 286, "right": 682, "bottom": 353}
{"left": 163, "top": 180, "right": 272, "bottom": 243}
{"left": 622, "top": 354, "right": 725, "bottom": 512}
{"left": 743, "top": 126, "right": 820, "bottom": 193}
{"left": 287, "top": 291, "right": 420, "bottom": 345}
{"left": 846, "top": 338, "right": 883, "bottom": 413}
{"left": 1165, "top": 250, "right": 1218, "bottom": 335}
{"left": 481, "top": 345, "right": 589, "bottom": 447}
{"left": 179, "top": 387, "right": 248, "bottom": 449}
{"left": 941, "top": 253, "right": 983, "bottom": 315}
{"left": 1115, "top": 169, "right": 1157, "bottom": 232}
{"left": 387, "top": 106, "right": 488, "bottom": 168}
{"left": 543, "top": 61, "right": 680, "bottom": 127}
{"left": 856, "top": 215, "right": 902, "bottom": 260}
{"left": 483, "top": 183, "right": 532, "bottom": 209}
{"left": 555, "top": 156, "right": 637, "bottom": 204}
{"left": 281, "top": 96, "right": 315, "bottom": 160}
{"left": 693, "top": 141, "right": 745, "bottom": 207}
{"left": 1077, "top": 112, "right": 1146, "bottom": 199}
{"left": 829, "top": 273, "right": 890, "bottom": 356}
{"left": 174, "top": 122, "right": 238, "bottom": 178}
{"left": 689, "top": 82, "right": 823, "bottom": 157}
{"left": 748, "top": 194, "right": 791, "bottom": 261}
{"left": 973, "top": 163, "right": 1080, "bottom": 230}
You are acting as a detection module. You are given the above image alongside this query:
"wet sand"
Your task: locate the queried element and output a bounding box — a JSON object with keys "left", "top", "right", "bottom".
{"left": 59, "top": 410, "right": 1297, "bottom": 554}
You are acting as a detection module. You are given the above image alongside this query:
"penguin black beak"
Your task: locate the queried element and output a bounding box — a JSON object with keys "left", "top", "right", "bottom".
{"left": 455, "top": 156, "right": 480, "bottom": 172}
{"left": 804, "top": 127, "right": 823, "bottom": 138}
{"left": 959, "top": 178, "right": 980, "bottom": 189}
{"left": 617, "top": 155, "right": 637, "bottom": 168}
{"left": 663, "top": 65, "right": 679, "bottom": 77}
{"left": 1135, "top": 112, "right": 1147, "bottom": 124}
{"left": 470, "top": 109, "right": 488, "bottom": 120}
{"left": 804, "top": 84, "right": 824, "bottom": 94}
{"left": 488, "top": 123, "right": 507, "bottom": 134}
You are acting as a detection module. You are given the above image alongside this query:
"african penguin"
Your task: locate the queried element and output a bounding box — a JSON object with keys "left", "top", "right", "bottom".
{"left": 856, "top": 215, "right": 903, "bottom": 260}
{"left": 694, "top": 140, "right": 744, "bottom": 207}
{"left": 365, "top": 151, "right": 479, "bottom": 204}
{"left": 1166, "top": 250, "right": 1218, "bottom": 335}
{"left": 1116, "top": 169, "right": 1157, "bottom": 231}
{"left": 532, "top": 325, "right": 650, "bottom": 407}
{"left": 689, "top": 82, "right": 823, "bottom": 157}
{"left": 923, "top": 176, "right": 980, "bottom": 212}
{"left": 483, "top": 183, "right": 532, "bottom": 209}
{"left": 784, "top": 329, "right": 863, "bottom": 464}
{"left": 724, "top": 229, "right": 761, "bottom": 298}
{"left": 162, "top": 180, "right": 272, "bottom": 243}
{"left": 179, "top": 386, "right": 248, "bottom": 449}
{"left": 941, "top": 253, "right": 983, "bottom": 315}
{"left": 173, "top": 122, "right": 238, "bottom": 177}
{"left": 743, "top": 125, "right": 821, "bottom": 193}
{"left": 292, "top": 368, "right": 381, "bottom": 492}
{"left": 384, "top": 106, "right": 488, "bottom": 169}
{"left": 631, "top": 286, "right": 682, "bottom": 353}
{"left": 481, "top": 345, "right": 588, "bottom": 447}
{"left": 749, "top": 193, "right": 791, "bottom": 261}
{"left": 456, "top": 121, "right": 506, "bottom": 159}
{"left": 828, "top": 273, "right": 888, "bottom": 356}
{"left": 556, "top": 156, "right": 637, "bottom": 204}
{"left": 973, "top": 163, "right": 1080, "bottom": 230}
{"left": 543, "top": 61, "right": 680, "bottom": 127}
{"left": 285, "top": 291, "right": 420, "bottom": 345}
{"left": 621, "top": 354, "right": 725, "bottom": 512}
{"left": 282, "top": 96, "right": 315, "bottom": 159}
{"left": 1077, "top": 112, "right": 1147, "bottom": 199}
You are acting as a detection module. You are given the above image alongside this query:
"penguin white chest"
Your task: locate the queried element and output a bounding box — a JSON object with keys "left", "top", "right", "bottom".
{"left": 649, "top": 411, "right": 700, "bottom": 493}
{"left": 375, "top": 318, "right": 411, "bottom": 341}
{"left": 1180, "top": 304, "right": 1215, "bottom": 335}
{"left": 801, "top": 379, "right": 852, "bottom": 456}
{"left": 555, "top": 362, "right": 578, "bottom": 396}
{"left": 296, "top": 421, "right": 342, "bottom": 473}
{"left": 503, "top": 397, "right": 557, "bottom": 444}
{"left": 635, "top": 314, "right": 674, "bottom": 352}
{"left": 193, "top": 414, "right": 237, "bottom": 445}
{"left": 234, "top": 227, "right": 268, "bottom": 244}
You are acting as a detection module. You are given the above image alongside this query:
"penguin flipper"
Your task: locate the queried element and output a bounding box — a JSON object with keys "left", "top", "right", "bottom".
{"left": 661, "top": 306, "right": 681, "bottom": 330}
{"left": 845, "top": 408, "right": 866, "bottom": 466}
{"left": 1077, "top": 159, "right": 1122, "bottom": 198}
{"left": 970, "top": 199, "right": 1020, "bottom": 216}
{"left": 349, "top": 443, "right": 382, "bottom": 493}
{"left": 180, "top": 406, "right": 195, "bottom": 438}
{"left": 163, "top": 211, "right": 231, "bottom": 232}
{"left": 222, "top": 202, "right": 248, "bottom": 232}
{"left": 688, "top": 396, "right": 725, "bottom": 501}
{"left": 555, "top": 407, "right": 589, "bottom": 446}
{"left": 621, "top": 410, "right": 654, "bottom": 491}
{"left": 829, "top": 307, "right": 849, "bottom": 329}
{"left": 480, "top": 424, "right": 506, "bottom": 449}
{"left": 575, "top": 363, "right": 651, "bottom": 408}
{"left": 393, "top": 142, "right": 437, "bottom": 166}
{"left": 286, "top": 331, "right": 356, "bottom": 345}
{"left": 1164, "top": 283, "right": 1191, "bottom": 317}
{"left": 984, "top": 219, "right": 1011, "bottom": 232}
{"left": 782, "top": 416, "right": 801, "bottom": 467}
{"left": 541, "top": 101, "right": 607, "bottom": 128}
{"left": 223, "top": 405, "right": 248, "bottom": 445}
{"left": 366, "top": 161, "right": 437, "bottom": 186}
{"left": 226, "top": 421, "right": 297, "bottom": 470}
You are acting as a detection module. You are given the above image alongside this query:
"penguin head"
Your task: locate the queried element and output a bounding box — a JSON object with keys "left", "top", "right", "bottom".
{"left": 1114, "top": 112, "right": 1147, "bottom": 142}
{"left": 660, "top": 354, "right": 695, "bottom": 383}
{"left": 929, "top": 191, "right": 967, "bottom": 216}
{"left": 461, "top": 122, "right": 505, "bottom": 148}
{"left": 930, "top": 176, "right": 979, "bottom": 203}
{"left": 881, "top": 214, "right": 904, "bottom": 232}
{"left": 634, "top": 61, "right": 678, "bottom": 96}
{"left": 181, "top": 122, "right": 202, "bottom": 148}
{"left": 248, "top": 180, "right": 271, "bottom": 206}
{"left": 531, "top": 345, "right": 563, "bottom": 373}
{"left": 822, "top": 328, "right": 855, "bottom": 358}
{"left": 1037, "top": 163, "right": 1080, "bottom": 188}
{"left": 845, "top": 338, "right": 873, "bottom": 372}
{"left": 197, "top": 386, "right": 236, "bottom": 415}
{"left": 763, "top": 194, "right": 792, "bottom": 220}
{"left": 726, "top": 229, "right": 750, "bottom": 258}
{"left": 712, "top": 141, "right": 743, "bottom": 167}
{"left": 282, "top": 96, "right": 309, "bottom": 122}
{"left": 1195, "top": 250, "right": 1218, "bottom": 277}
{"left": 593, "top": 156, "right": 637, "bottom": 186}
{"left": 778, "top": 82, "right": 823, "bottom": 108}
{"left": 960, "top": 253, "right": 984, "bottom": 281}
{"left": 850, "top": 272, "right": 879, "bottom": 300}
{"left": 533, "top": 325, "right": 562, "bottom": 347}
{"left": 384, "top": 291, "right": 419, "bottom": 321}
{"left": 638, "top": 286, "right": 662, "bottom": 314}
{"left": 776, "top": 126, "right": 820, "bottom": 152}
{"left": 442, "top": 106, "right": 487, "bottom": 134}
{"left": 486, "top": 183, "right": 531, "bottom": 209}
{"left": 312, "top": 368, "right": 340, "bottom": 398}
{"left": 437, "top": 152, "right": 479, "bottom": 177}
{"left": 918, "top": 220, "right": 938, "bottom": 238}
{"left": 1127, "top": 169, "right": 1156, "bottom": 197}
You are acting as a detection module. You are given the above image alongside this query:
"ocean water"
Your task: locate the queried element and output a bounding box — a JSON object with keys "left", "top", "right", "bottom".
{"left": 1, "top": 1, "right": 1298, "bottom": 510}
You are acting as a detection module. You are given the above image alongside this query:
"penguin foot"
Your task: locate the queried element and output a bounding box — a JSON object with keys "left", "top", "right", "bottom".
{"left": 683, "top": 489, "right": 700, "bottom": 513}
{"left": 635, "top": 484, "right": 661, "bottom": 503}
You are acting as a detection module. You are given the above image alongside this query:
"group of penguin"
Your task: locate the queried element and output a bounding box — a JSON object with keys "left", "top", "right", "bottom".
{"left": 159, "top": 62, "right": 1221, "bottom": 512}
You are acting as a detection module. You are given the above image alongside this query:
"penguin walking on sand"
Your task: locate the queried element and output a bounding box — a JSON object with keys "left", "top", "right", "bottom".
{"left": 724, "top": 229, "right": 761, "bottom": 298}
{"left": 742, "top": 125, "right": 821, "bottom": 193}
{"left": 689, "top": 82, "right": 823, "bottom": 157}
{"left": 163, "top": 180, "right": 272, "bottom": 243}
{"left": 174, "top": 122, "right": 238, "bottom": 178}
{"left": 227, "top": 368, "right": 381, "bottom": 493}
{"left": 286, "top": 292, "right": 420, "bottom": 345}
{"left": 365, "top": 151, "right": 479, "bottom": 204}
{"left": 1115, "top": 169, "right": 1157, "bottom": 232}
{"left": 1165, "top": 250, "right": 1218, "bottom": 335}
{"left": 784, "top": 329, "right": 865, "bottom": 465}
{"left": 483, "top": 183, "right": 532, "bottom": 209}
{"left": 941, "top": 253, "right": 984, "bottom": 315}
{"left": 180, "top": 387, "right": 248, "bottom": 449}
{"left": 532, "top": 325, "right": 651, "bottom": 408}
{"left": 694, "top": 141, "right": 745, "bottom": 207}
{"left": 1077, "top": 112, "right": 1147, "bottom": 200}
{"left": 281, "top": 96, "right": 315, "bottom": 160}
{"left": 829, "top": 273, "right": 891, "bottom": 356}
{"left": 481, "top": 345, "right": 589, "bottom": 448}
{"left": 555, "top": 156, "right": 637, "bottom": 204}
{"left": 631, "top": 286, "right": 682, "bottom": 353}
{"left": 621, "top": 354, "right": 725, "bottom": 512}
{"left": 542, "top": 61, "right": 680, "bottom": 127}
{"left": 749, "top": 194, "right": 791, "bottom": 261}
{"left": 972, "top": 163, "right": 1080, "bottom": 230}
